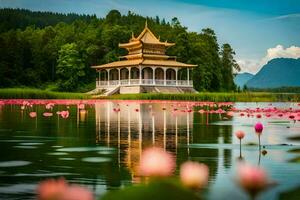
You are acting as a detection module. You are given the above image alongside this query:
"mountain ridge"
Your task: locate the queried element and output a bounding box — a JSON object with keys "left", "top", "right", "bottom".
{"left": 246, "top": 58, "right": 300, "bottom": 89}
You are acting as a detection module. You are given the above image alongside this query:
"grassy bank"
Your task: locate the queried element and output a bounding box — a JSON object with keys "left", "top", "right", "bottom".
{"left": 98, "top": 92, "right": 300, "bottom": 102}
{"left": 0, "top": 88, "right": 90, "bottom": 99}
{"left": 0, "top": 88, "right": 299, "bottom": 102}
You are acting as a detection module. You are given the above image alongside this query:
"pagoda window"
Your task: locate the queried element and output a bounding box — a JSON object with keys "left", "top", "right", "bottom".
{"left": 120, "top": 68, "right": 129, "bottom": 80}
{"left": 155, "top": 68, "right": 164, "bottom": 80}
{"left": 131, "top": 67, "right": 139, "bottom": 79}
{"left": 100, "top": 70, "right": 108, "bottom": 81}
{"left": 178, "top": 68, "right": 187, "bottom": 80}
{"left": 166, "top": 68, "right": 176, "bottom": 80}
{"left": 142, "top": 67, "right": 153, "bottom": 79}
{"left": 110, "top": 69, "right": 118, "bottom": 80}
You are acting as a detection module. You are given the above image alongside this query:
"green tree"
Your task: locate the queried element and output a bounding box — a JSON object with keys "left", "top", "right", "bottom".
{"left": 56, "top": 43, "right": 85, "bottom": 91}
{"left": 106, "top": 10, "right": 122, "bottom": 25}
{"left": 220, "top": 43, "right": 240, "bottom": 91}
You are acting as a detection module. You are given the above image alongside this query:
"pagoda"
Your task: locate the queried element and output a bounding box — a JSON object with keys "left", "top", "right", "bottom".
{"left": 91, "top": 22, "right": 197, "bottom": 95}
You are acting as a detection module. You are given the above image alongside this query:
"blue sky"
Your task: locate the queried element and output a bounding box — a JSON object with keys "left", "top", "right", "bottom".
{"left": 1, "top": 0, "right": 300, "bottom": 73}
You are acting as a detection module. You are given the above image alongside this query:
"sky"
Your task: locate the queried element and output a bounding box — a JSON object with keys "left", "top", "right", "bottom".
{"left": 1, "top": 0, "right": 300, "bottom": 74}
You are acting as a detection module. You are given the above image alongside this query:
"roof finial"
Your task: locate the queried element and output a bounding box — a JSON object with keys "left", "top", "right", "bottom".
{"left": 145, "top": 20, "right": 148, "bottom": 28}
{"left": 131, "top": 32, "right": 135, "bottom": 39}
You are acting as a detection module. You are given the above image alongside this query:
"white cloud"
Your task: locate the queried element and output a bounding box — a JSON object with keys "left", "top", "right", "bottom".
{"left": 238, "top": 45, "right": 300, "bottom": 74}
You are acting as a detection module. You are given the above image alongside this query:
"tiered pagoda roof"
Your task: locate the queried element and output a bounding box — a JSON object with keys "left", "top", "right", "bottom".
{"left": 92, "top": 22, "right": 197, "bottom": 69}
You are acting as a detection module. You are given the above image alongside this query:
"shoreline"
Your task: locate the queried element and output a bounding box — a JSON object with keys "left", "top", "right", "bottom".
{"left": 0, "top": 88, "right": 300, "bottom": 102}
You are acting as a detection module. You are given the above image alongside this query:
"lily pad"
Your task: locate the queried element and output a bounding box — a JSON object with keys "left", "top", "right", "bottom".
{"left": 0, "top": 161, "right": 31, "bottom": 167}
{"left": 81, "top": 157, "right": 111, "bottom": 163}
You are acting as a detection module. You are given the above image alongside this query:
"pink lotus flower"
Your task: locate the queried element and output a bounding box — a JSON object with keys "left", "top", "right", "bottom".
{"left": 43, "top": 112, "right": 53, "bottom": 117}
{"left": 235, "top": 130, "right": 245, "bottom": 140}
{"left": 180, "top": 161, "right": 209, "bottom": 189}
{"left": 198, "top": 109, "right": 205, "bottom": 114}
{"left": 254, "top": 122, "right": 263, "bottom": 134}
{"left": 289, "top": 115, "right": 295, "bottom": 120}
{"left": 61, "top": 185, "right": 94, "bottom": 200}
{"left": 37, "top": 178, "right": 68, "bottom": 200}
{"left": 227, "top": 111, "right": 234, "bottom": 117}
{"left": 265, "top": 113, "right": 271, "bottom": 118}
{"left": 256, "top": 114, "right": 262, "bottom": 118}
{"left": 78, "top": 104, "right": 85, "bottom": 110}
{"left": 236, "top": 164, "right": 269, "bottom": 198}
{"left": 29, "top": 112, "right": 37, "bottom": 118}
{"left": 139, "top": 147, "right": 175, "bottom": 177}
{"left": 60, "top": 111, "right": 69, "bottom": 119}
{"left": 46, "top": 103, "right": 54, "bottom": 110}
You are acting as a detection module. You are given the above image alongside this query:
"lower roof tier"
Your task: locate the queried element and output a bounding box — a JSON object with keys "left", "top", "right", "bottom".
{"left": 91, "top": 59, "right": 197, "bottom": 69}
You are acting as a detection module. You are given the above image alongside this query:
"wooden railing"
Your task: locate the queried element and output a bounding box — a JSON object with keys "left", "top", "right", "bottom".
{"left": 96, "top": 79, "right": 193, "bottom": 88}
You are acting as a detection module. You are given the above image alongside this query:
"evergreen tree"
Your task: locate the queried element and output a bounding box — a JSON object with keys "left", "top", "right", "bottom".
{"left": 220, "top": 43, "right": 240, "bottom": 91}
{"left": 56, "top": 43, "right": 85, "bottom": 91}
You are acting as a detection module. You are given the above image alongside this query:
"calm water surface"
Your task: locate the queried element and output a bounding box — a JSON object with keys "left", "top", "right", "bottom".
{"left": 0, "top": 101, "right": 299, "bottom": 200}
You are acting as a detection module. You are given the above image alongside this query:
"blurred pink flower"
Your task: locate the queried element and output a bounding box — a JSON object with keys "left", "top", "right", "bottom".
{"left": 78, "top": 104, "right": 85, "bottom": 110}
{"left": 198, "top": 109, "right": 205, "bottom": 114}
{"left": 139, "top": 147, "right": 175, "bottom": 177}
{"left": 37, "top": 178, "right": 67, "bottom": 200}
{"left": 60, "top": 111, "right": 69, "bottom": 119}
{"left": 180, "top": 161, "right": 209, "bottom": 189}
{"left": 43, "top": 112, "right": 53, "bottom": 117}
{"left": 236, "top": 164, "right": 268, "bottom": 197}
{"left": 61, "top": 185, "right": 94, "bottom": 200}
{"left": 256, "top": 114, "right": 262, "bottom": 118}
{"left": 227, "top": 111, "right": 234, "bottom": 117}
{"left": 29, "top": 112, "right": 37, "bottom": 118}
{"left": 46, "top": 103, "right": 54, "bottom": 110}
{"left": 254, "top": 122, "right": 263, "bottom": 134}
{"left": 235, "top": 130, "right": 245, "bottom": 140}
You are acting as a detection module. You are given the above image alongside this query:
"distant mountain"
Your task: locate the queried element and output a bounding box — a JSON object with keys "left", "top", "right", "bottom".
{"left": 234, "top": 72, "right": 254, "bottom": 88}
{"left": 246, "top": 58, "right": 300, "bottom": 88}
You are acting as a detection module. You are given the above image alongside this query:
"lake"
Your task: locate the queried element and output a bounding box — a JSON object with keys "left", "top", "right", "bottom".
{"left": 0, "top": 100, "right": 299, "bottom": 200}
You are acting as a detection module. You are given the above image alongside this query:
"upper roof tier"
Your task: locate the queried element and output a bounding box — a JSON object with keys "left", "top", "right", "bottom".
{"left": 119, "top": 21, "right": 175, "bottom": 49}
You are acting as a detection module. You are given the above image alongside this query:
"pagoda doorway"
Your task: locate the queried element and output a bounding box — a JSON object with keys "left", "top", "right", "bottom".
{"left": 166, "top": 68, "right": 176, "bottom": 85}
{"left": 155, "top": 68, "right": 164, "bottom": 85}
{"left": 142, "top": 67, "right": 153, "bottom": 84}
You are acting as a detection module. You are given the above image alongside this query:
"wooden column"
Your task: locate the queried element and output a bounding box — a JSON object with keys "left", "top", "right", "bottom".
{"left": 187, "top": 68, "right": 189, "bottom": 86}
{"left": 164, "top": 68, "right": 166, "bottom": 86}
{"left": 175, "top": 68, "right": 178, "bottom": 86}
{"left": 118, "top": 68, "right": 121, "bottom": 85}
{"left": 139, "top": 65, "right": 142, "bottom": 84}
{"left": 98, "top": 71, "right": 100, "bottom": 87}
{"left": 107, "top": 69, "right": 110, "bottom": 86}
{"left": 128, "top": 67, "right": 131, "bottom": 85}
{"left": 152, "top": 67, "right": 155, "bottom": 85}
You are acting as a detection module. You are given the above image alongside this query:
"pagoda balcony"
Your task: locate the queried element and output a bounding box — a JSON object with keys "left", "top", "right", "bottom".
{"left": 96, "top": 79, "right": 193, "bottom": 88}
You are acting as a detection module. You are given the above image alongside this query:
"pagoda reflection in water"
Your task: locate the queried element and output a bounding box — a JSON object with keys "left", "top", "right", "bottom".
{"left": 95, "top": 101, "right": 193, "bottom": 179}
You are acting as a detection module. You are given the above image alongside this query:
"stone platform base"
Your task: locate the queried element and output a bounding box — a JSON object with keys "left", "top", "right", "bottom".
{"left": 119, "top": 86, "right": 197, "bottom": 94}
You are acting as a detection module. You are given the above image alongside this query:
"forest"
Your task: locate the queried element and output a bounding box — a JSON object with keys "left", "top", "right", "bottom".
{"left": 0, "top": 8, "right": 240, "bottom": 92}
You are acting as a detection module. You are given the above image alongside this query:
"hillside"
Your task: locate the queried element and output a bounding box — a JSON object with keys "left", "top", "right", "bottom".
{"left": 246, "top": 58, "right": 300, "bottom": 88}
{"left": 0, "top": 8, "right": 96, "bottom": 32}
{"left": 234, "top": 72, "right": 254, "bottom": 88}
